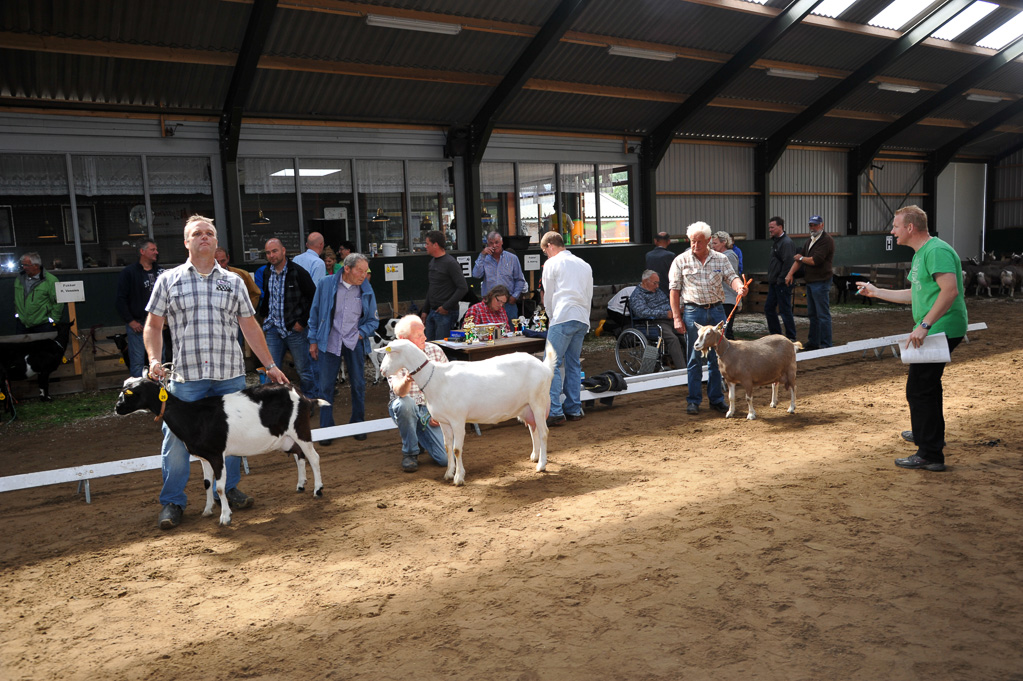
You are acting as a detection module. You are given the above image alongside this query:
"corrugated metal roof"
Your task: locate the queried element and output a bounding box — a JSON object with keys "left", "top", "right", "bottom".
{"left": 796, "top": 116, "right": 886, "bottom": 146}
{"left": 534, "top": 42, "right": 719, "bottom": 93}
{"left": 679, "top": 106, "right": 793, "bottom": 141}
{"left": 761, "top": 23, "right": 892, "bottom": 71}
{"left": 367, "top": 0, "right": 553, "bottom": 25}
{"left": 497, "top": 90, "right": 676, "bottom": 134}
{"left": 719, "top": 67, "right": 843, "bottom": 107}
{"left": 878, "top": 43, "right": 987, "bottom": 83}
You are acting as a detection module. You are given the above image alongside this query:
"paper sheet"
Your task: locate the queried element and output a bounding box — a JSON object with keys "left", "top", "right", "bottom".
{"left": 900, "top": 331, "right": 951, "bottom": 364}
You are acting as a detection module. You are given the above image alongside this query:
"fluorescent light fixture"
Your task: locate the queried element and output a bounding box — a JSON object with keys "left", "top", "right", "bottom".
{"left": 878, "top": 81, "right": 921, "bottom": 93}
{"left": 766, "top": 67, "right": 819, "bottom": 80}
{"left": 812, "top": 0, "right": 858, "bottom": 19}
{"left": 869, "top": 0, "right": 930, "bottom": 31}
{"left": 931, "top": 1, "right": 997, "bottom": 41}
{"left": 966, "top": 93, "right": 1004, "bottom": 103}
{"left": 977, "top": 12, "right": 1023, "bottom": 49}
{"left": 607, "top": 45, "right": 677, "bottom": 62}
{"left": 270, "top": 169, "right": 342, "bottom": 177}
{"left": 741, "top": 0, "right": 769, "bottom": 4}
{"left": 365, "top": 14, "right": 461, "bottom": 35}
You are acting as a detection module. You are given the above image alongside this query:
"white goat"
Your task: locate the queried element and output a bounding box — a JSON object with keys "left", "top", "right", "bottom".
{"left": 692, "top": 322, "right": 800, "bottom": 420}
{"left": 376, "top": 339, "right": 557, "bottom": 486}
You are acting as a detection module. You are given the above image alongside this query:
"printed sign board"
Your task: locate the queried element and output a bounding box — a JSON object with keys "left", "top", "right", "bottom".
{"left": 524, "top": 254, "right": 541, "bottom": 271}
{"left": 55, "top": 281, "right": 85, "bottom": 303}
{"left": 384, "top": 263, "right": 404, "bottom": 282}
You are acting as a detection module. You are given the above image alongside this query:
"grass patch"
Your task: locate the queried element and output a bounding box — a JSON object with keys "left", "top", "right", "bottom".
{"left": 1, "top": 389, "right": 118, "bottom": 435}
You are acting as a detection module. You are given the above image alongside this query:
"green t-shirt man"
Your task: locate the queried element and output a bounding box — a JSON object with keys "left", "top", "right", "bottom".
{"left": 909, "top": 237, "right": 968, "bottom": 338}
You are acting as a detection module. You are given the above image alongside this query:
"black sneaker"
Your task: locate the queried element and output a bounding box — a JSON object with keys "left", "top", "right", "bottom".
{"left": 158, "top": 503, "right": 183, "bottom": 530}
{"left": 895, "top": 454, "right": 946, "bottom": 472}
{"left": 546, "top": 414, "right": 567, "bottom": 427}
{"left": 319, "top": 439, "right": 334, "bottom": 446}
{"left": 566, "top": 412, "right": 584, "bottom": 421}
{"left": 225, "top": 487, "right": 254, "bottom": 509}
{"left": 354, "top": 433, "right": 367, "bottom": 441}
{"left": 686, "top": 404, "right": 699, "bottom": 415}
{"left": 401, "top": 454, "right": 419, "bottom": 472}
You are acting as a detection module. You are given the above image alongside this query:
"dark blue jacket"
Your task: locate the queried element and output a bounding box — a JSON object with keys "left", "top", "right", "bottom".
{"left": 116, "top": 262, "right": 163, "bottom": 323}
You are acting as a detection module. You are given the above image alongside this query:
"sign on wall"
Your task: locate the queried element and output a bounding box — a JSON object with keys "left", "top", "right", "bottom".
{"left": 55, "top": 281, "right": 85, "bottom": 303}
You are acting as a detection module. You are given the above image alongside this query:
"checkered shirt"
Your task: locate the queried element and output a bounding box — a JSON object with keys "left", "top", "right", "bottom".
{"left": 387, "top": 341, "right": 448, "bottom": 407}
{"left": 668, "top": 249, "right": 738, "bottom": 306}
{"left": 146, "top": 260, "right": 256, "bottom": 382}
{"left": 464, "top": 301, "right": 510, "bottom": 332}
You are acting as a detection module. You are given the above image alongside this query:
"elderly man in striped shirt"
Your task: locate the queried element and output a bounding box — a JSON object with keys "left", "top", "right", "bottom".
{"left": 668, "top": 221, "right": 748, "bottom": 416}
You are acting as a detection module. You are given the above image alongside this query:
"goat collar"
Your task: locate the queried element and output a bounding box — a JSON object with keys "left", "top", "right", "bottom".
{"left": 155, "top": 398, "right": 167, "bottom": 422}
{"left": 409, "top": 359, "right": 436, "bottom": 391}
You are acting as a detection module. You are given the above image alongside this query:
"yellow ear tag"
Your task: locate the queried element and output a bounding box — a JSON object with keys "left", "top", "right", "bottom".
{"left": 62, "top": 356, "right": 68, "bottom": 364}
{"left": 0, "top": 393, "right": 6, "bottom": 401}
{"left": 386, "top": 347, "right": 392, "bottom": 353}
{"left": 159, "top": 387, "right": 169, "bottom": 402}
{"left": 124, "top": 390, "right": 133, "bottom": 396}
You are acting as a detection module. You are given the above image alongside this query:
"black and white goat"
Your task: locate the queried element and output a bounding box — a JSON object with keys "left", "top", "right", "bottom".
{"left": 693, "top": 322, "right": 800, "bottom": 420}
{"left": 376, "top": 339, "right": 557, "bottom": 486}
{"left": 0, "top": 320, "right": 74, "bottom": 401}
{"left": 115, "top": 376, "right": 327, "bottom": 525}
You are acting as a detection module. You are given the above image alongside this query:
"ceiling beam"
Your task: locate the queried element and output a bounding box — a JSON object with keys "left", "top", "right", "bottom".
{"left": 646, "top": 0, "right": 825, "bottom": 167}
{"left": 852, "top": 33, "right": 1023, "bottom": 175}
{"left": 220, "top": 0, "right": 278, "bottom": 163}
{"left": 931, "top": 96, "right": 1023, "bottom": 175}
{"left": 763, "top": 0, "right": 973, "bottom": 173}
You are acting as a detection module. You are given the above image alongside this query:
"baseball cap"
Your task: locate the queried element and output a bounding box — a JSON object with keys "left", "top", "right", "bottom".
{"left": 809, "top": 215, "right": 823, "bottom": 224}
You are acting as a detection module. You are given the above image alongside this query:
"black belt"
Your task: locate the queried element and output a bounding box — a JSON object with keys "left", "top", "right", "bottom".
{"left": 684, "top": 302, "right": 721, "bottom": 309}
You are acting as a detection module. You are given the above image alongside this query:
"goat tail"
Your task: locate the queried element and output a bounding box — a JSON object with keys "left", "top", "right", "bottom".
{"left": 543, "top": 341, "right": 559, "bottom": 374}
{"left": 792, "top": 341, "right": 804, "bottom": 350}
{"left": 314, "top": 399, "right": 331, "bottom": 408}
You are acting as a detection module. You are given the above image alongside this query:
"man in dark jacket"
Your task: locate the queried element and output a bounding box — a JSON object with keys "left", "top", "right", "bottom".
{"left": 115, "top": 239, "right": 163, "bottom": 376}
{"left": 421, "top": 230, "right": 468, "bottom": 341}
{"left": 786, "top": 214, "right": 835, "bottom": 349}
{"left": 644, "top": 232, "right": 675, "bottom": 294}
{"left": 259, "top": 238, "right": 318, "bottom": 397}
{"left": 764, "top": 217, "right": 796, "bottom": 341}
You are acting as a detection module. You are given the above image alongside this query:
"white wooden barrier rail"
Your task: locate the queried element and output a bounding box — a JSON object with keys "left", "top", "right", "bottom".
{"left": 0, "top": 322, "right": 988, "bottom": 501}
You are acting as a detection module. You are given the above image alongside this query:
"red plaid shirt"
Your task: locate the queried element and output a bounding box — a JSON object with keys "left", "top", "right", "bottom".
{"left": 464, "top": 302, "right": 510, "bottom": 332}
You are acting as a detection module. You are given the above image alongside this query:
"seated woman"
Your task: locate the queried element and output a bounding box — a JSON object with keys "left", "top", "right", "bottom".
{"left": 464, "top": 284, "right": 511, "bottom": 333}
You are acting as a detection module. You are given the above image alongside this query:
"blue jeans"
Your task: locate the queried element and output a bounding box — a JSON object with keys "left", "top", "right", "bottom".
{"left": 424, "top": 309, "right": 455, "bottom": 341}
{"left": 388, "top": 396, "right": 448, "bottom": 465}
{"left": 125, "top": 325, "right": 147, "bottom": 378}
{"left": 806, "top": 278, "right": 833, "bottom": 348}
{"left": 683, "top": 304, "right": 726, "bottom": 408}
{"left": 503, "top": 302, "right": 519, "bottom": 325}
{"left": 318, "top": 345, "right": 365, "bottom": 429}
{"left": 764, "top": 284, "right": 796, "bottom": 340}
{"left": 547, "top": 320, "right": 588, "bottom": 418}
{"left": 159, "top": 375, "right": 246, "bottom": 508}
{"left": 266, "top": 328, "right": 317, "bottom": 398}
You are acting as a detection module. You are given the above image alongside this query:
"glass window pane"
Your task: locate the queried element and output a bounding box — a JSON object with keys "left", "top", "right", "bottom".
{"left": 298, "top": 158, "right": 354, "bottom": 259}
{"left": 480, "top": 162, "right": 517, "bottom": 243}
{"left": 240, "top": 158, "right": 300, "bottom": 261}
{"left": 357, "top": 160, "right": 406, "bottom": 256}
{"left": 599, "top": 164, "right": 632, "bottom": 244}
{"left": 518, "top": 163, "right": 555, "bottom": 244}
{"left": 147, "top": 156, "right": 214, "bottom": 265}
{"left": 408, "top": 160, "right": 454, "bottom": 252}
{"left": 71, "top": 155, "right": 145, "bottom": 268}
{"left": 0, "top": 154, "right": 69, "bottom": 271}
{"left": 560, "top": 163, "right": 595, "bottom": 245}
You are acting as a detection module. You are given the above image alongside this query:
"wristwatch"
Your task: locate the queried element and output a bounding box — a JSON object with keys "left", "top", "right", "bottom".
{"left": 920, "top": 322, "right": 931, "bottom": 330}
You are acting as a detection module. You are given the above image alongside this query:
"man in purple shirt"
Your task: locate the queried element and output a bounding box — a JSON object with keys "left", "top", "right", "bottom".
{"left": 308, "top": 253, "right": 378, "bottom": 444}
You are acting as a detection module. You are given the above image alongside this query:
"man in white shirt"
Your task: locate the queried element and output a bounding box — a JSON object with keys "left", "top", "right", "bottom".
{"left": 540, "top": 231, "right": 593, "bottom": 427}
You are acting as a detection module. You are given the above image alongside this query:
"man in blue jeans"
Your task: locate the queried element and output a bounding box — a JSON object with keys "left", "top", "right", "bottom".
{"left": 540, "top": 231, "right": 592, "bottom": 427}
{"left": 668, "top": 221, "right": 748, "bottom": 416}
{"left": 384, "top": 315, "right": 449, "bottom": 473}
{"left": 308, "top": 252, "right": 378, "bottom": 445}
{"left": 786, "top": 215, "right": 835, "bottom": 350}
{"left": 145, "top": 215, "right": 288, "bottom": 530}
{"left": 115, "top": 239, "right": 163, "bottom": 377}
{"left": 259, "top": 238, "right": 318, "bottom": 397}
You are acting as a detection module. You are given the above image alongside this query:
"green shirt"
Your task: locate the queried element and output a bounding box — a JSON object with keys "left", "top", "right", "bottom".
{"left": 909, "top": 237, "right": 968, "bottom": 338}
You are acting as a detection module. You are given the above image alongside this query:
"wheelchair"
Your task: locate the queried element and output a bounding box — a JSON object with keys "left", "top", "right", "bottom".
{"left": 613, "top": 299, "right": 685, "bottom": 376}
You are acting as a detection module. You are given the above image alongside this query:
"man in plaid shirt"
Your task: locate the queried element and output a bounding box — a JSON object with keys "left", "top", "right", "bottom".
{"left": 386, "top": 315, "right": 449, "bottom": 473}
{"left": 668, "top": 221, "right": 747, "bottom": 416}
{"left": 144, "top": 215, "right": 287, "bottom": 530}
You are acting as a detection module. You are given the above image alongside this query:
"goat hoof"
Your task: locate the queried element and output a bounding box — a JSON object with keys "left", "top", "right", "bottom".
{"left": 787, "top": 407, "right": 796, "bottom": 414}
{"left": 296, "top": 485, "right": 305, "bottom": 492}
{"left": 40, "top": 396, "right": 53, "bottom": 403}
{"left": 219, "top": 518, "right": 232, "bottom": 526}
{"left": 314, "top": 488, "right": 323, "bottom": 498}
{"left": 530, "top": 453, "right": 539, "bottom": 462}
{"left": 746, "top": 414, "right": 757, "bottom": 421}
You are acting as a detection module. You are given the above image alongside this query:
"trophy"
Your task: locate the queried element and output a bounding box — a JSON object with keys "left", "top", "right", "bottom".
{"left": 511, "top": 318, "right": 521, "bottom": 336}
{"left": 535, "top": 308, "right": 548, "bottom": 332}
{"left": 486, "top": 325, "right": 496, "bottom": 345}
{"left": 463, "top": 314, "right": 476, "bottom": 344}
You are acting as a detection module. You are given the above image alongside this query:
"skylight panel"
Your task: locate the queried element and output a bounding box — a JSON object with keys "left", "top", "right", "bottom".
{"left": 931, "top": 1, "right": 997, "bottom": 41}
{"left": 811, "top": 0, "right": 858, "bottom": 19}
{"left": 977, "top": 12, "right": 1023, "bottom": 49}
{"left": 869, "top": 0, "right": 931, "bottom": 31}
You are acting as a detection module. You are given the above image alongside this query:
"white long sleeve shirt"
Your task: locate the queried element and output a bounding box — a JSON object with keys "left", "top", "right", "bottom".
{"left": 542, "top": 249, "right": 593, "bottom": 329}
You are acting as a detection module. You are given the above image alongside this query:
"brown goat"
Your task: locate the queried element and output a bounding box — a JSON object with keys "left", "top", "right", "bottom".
{"left": 692, "top": 322, "right": 801, "bottom": 420}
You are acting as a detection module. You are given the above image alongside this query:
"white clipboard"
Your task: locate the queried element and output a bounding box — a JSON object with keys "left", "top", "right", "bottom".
{"left": 900, "top": 332, "right": 951, "bottom": 364}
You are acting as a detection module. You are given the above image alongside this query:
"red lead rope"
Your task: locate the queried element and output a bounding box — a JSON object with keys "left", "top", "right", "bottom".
{"left": 724, "top": 275, "right": 753, "bottom": 328}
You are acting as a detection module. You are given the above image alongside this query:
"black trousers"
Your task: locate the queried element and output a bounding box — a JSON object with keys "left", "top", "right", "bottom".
{"left": 907, "top": 335, "right": 962, "bottom": 464}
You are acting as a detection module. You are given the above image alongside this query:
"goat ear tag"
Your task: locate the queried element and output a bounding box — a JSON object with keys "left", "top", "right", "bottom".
{"left": 124, "top": 390, "right": 133, "bottom": 396}
{"left": 62, "top": 356, "right": 68, "bottom": 364}
{"left": 159, "top": 387, "right": 168, "bottom": 402}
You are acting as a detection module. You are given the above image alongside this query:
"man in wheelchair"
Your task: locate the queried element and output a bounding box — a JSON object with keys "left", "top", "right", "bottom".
{"left": 623, "top": 270, "right": 686, "bottom": 372}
